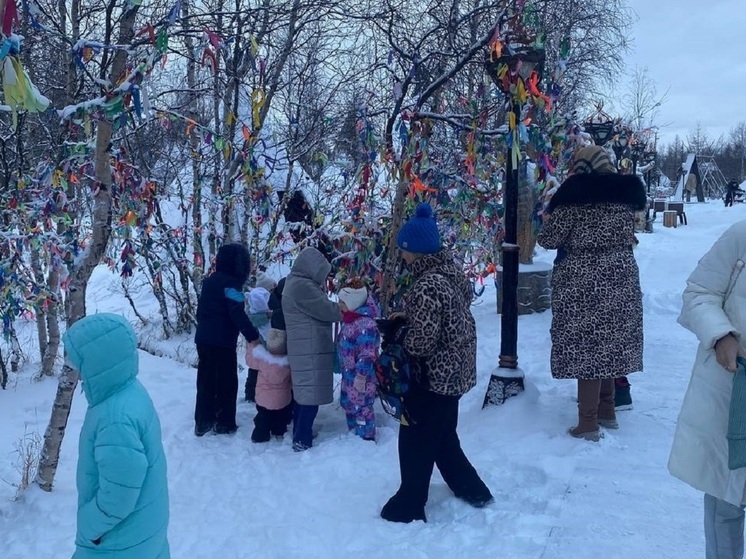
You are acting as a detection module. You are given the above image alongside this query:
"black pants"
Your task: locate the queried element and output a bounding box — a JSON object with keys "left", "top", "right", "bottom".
{"left": 245, "top": 369, "right": 258, "bottom": 402}
{"left": 252, "top": 403, "right": 293, "bottom": 442}
{"left": 385, "top": 386, "right": 491, "bottom": 518}
{"left": 195, "top": 344, "right": 238, "bottom": 431}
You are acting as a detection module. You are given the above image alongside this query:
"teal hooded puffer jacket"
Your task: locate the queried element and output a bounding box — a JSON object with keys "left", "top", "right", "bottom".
{"left": 64, "top": 313, "right": 170, "bottom": 559}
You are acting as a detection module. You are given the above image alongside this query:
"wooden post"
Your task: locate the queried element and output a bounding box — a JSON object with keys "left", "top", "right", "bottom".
{"left": 663, "top": 210, "right": 677, "bottom": 228}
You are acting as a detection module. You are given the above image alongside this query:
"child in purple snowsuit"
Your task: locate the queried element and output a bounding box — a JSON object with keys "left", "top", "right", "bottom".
{"left": 336, "top": 281, "right": 381, "bottom": 441}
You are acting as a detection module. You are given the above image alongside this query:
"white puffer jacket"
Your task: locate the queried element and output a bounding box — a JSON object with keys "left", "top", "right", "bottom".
{"left": 669, "top": 220, "right": 746, "bottom": 506}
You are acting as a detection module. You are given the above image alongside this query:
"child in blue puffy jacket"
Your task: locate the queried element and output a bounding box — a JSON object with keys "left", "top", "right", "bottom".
{"left": 64, "top": 313, "right": 170, "bottom": 559}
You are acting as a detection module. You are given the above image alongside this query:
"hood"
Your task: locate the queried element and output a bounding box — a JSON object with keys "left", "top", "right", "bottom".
{"left": 216, "top": 243, "right": 251, "bottom": 284}
{"left": 548, "top": 173, "right": 647, "bottom": 212}
{"left": 291, "top": 247, "right": 331, "bottom": 286}
{"left": 409, "top": 251, "right": 472, "bottom": 305}
{"left": 63, "top": 313, "right": 138, "bottom": 406}
{"left": 248, "top": 288, "right": 271, "bottom": 313}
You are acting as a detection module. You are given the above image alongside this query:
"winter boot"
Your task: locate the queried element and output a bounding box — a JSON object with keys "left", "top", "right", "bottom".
{"left": 598, "top": 379, "right": 619, "bottom": 429}
{"left": 194, "top": 422, "right": 214, "bottom": 437}
{"left": 570, "top": 379, "right": 602, "bottom": 442}
{"left": 456, "top": 493, "right": 495, "bottom": 508}
{"left": 251, "top": 429, "right": 271, "bottom": 443}
{"left": 614, "top": 376, "right": 634, "bottom": 411}
{"left": 214, "top": 423, "right": 238, "bottom": 435}
{"left": 380, "top": 493, "right": 427, "bottom": 523}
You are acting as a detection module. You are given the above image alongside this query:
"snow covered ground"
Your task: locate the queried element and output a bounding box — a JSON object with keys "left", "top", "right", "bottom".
{"left": 2, "top": 202, "right": 745, "bottom": 558}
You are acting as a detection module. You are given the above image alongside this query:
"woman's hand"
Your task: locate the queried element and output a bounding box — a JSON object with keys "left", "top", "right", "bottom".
{"left": 339, "top": 301, "right": 348, "bottom": 312}
{"left": 715, "top": 333, "right": 744, "bottom": 372}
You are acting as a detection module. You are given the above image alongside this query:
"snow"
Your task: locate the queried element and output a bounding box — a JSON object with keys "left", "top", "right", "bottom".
{"left": 2, "top": 203, "right": 746, "bottom": 558}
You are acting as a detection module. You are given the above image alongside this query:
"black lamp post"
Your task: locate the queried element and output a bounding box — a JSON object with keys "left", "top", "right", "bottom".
{"left": 584, "top": 104, "right": 615, "bottom": 147}
{"left": 483, "top": 41, "right": 545, "bottom": 406}
{"left": 612, "top": 128, "right": 629, "bottom": 171}
{"left": 630, "top": 137, "right": 646, "bottom": 176}
{"left": 643, "top": 149, "right": 657, "bottom": 194}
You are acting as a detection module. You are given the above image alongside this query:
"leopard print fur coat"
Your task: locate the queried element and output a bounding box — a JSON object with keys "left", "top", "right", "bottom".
{"left": 537, "top": 172, "right": 645, "bottom": 380}
{"left": 401, "top": 251, "right": 477, "bottom": 396}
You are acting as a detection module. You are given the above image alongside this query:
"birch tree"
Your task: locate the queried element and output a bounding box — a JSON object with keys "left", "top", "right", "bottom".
{"left": 37, "top": 0, "right": 144, "bottom": 491}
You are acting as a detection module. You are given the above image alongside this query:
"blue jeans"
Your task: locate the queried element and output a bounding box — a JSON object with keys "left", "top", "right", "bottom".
{"left": 705, "top": 493, "right": 745, "bottom": 559}
{"left": 292, "top": 403, "right": 319, "bottom": 448}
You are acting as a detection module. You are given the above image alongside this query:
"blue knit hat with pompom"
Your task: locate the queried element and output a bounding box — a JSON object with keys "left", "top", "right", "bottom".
{"left": 397, "top": 203, "right": 441, "bottom": 254}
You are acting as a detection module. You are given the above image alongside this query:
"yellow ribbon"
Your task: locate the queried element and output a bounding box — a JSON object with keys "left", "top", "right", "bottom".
{"left": 252, "top": 88, "right": 266, "bottom": 127}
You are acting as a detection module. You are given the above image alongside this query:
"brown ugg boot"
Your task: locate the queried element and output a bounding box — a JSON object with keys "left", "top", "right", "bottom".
{"left": 570, "top": 379, "right": 602, "bottom": 441}
{"left": 598, "top": 378, "right": 619, "bottom": 429}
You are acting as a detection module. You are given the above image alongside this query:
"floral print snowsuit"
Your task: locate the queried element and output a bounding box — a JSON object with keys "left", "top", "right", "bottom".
{"left": 337, "top": 297, "right": 381, "bottom": 440}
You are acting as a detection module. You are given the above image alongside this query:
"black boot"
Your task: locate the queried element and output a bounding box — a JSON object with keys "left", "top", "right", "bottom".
{"left": 194, "top": 422, "right": 213, "bottom": 437}
{"left": 380, "top": 493, "right": 427, "bottom": 523}
{"left": 614, "top": 376, "right": 633, "bottom": 411}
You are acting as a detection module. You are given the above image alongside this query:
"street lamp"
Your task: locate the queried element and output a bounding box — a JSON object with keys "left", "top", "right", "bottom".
{"left": 630, "top": 137, "right": 646, "bottom": 176}
{"left": 639, "top": 147, "right": 657, "bottom": 194}
{"left": 483, "top": 41, "right": 545, "bottom": 406}
{"left": 584, "top": 103, "right": 615, "bottom": 147}
{"left": 612, "top": 127, "right": 629, "bottom": 171}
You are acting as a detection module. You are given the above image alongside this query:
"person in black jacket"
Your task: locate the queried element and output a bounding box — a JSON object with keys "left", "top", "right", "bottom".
{"left": 268, "top": 277, "right": 286, "bottom": 330}
{"left": 725, "top": 179, "right": 743, "bottom": 207}
{"left": 194, "top": 243, "right": 260, "bottom": 436}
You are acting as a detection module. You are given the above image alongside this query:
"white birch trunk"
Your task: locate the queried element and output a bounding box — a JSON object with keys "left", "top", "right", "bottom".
{"left": 40, "top": 264, "right": 61, "bottom": 377}
{"left": 36, "top": 4, "right": 140, "bottom": 492}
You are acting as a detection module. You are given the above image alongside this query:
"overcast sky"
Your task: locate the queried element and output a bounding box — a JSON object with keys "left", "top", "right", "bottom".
{"left": 616, "top": 0, "right": 746, "bottom": 147}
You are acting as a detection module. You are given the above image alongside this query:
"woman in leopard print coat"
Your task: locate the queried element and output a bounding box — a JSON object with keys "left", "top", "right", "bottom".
{"left": 537, "top": 146, "right": 645, "bottom": 441}
{"left": 380, "top": 202, "right": 492, "bottom": 524}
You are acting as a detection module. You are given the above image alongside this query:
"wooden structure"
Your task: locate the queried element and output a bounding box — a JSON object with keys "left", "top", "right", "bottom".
{"left": 673, "top": 154, "right": 704, "bottom": 202}
{"left": 666, "top": 201, "right": 687, "bottom": 225}
{"left": 663, "top": 210, "right": 678, "bottom": 228}
{"left": 652, "top": 199, "right": 687, "bottom": 225}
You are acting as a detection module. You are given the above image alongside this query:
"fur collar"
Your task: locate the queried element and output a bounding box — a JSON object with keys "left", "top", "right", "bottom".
{"left": 548, "top": 173, "right": 647, "bottom": 212}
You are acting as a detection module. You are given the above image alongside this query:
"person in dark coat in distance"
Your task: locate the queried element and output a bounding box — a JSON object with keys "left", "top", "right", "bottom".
{"left": 194, "top": 243, "right": 260, "bottom": 436}
{"left": 537, "top": 146, "right": 645, "bottom": 441}
{"left": 725, "top": 178, "right": 744, "bottom": 207}
{"left": 282, "top": 247, "right": 343, "bottom": 451}
{"left": 380, "top": 202, "right": 493, "bottom": 524}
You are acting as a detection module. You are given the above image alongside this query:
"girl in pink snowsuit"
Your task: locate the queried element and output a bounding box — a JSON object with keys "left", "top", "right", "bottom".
{"left": 246, "top": 340, "right": 292, "bottom": 443}
{"left": 336, "top": 282, "right": 381, "bottom": 440}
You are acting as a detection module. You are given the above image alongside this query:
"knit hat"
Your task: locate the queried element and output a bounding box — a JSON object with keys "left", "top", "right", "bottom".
{"left": 338, "top": 286, "right": 368, "bottom": 312}
{"left": 396, "top": 202, "right": 441, "bottom": 254}
{"left": 255, "top": 271, "right": 277, "bottom": 292}
{"left": 248, "top": 288, "right": 271, "bottom": 314}
{"left": 570, "top": 146, "right": 617, "bottom": 175}
{"left": 266, "top": 328, "right": 287, "bottom": 355}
